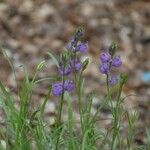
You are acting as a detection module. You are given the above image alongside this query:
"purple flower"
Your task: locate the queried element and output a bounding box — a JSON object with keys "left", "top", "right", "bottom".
{"left": 100, "top": 52, "right": 111, "bottom": 63}
{"left": 66, "top": 42, "right": 72, "bottom": 50}
{"left": 76, "top": 43, "right": 88, "bottom": 52}
{"left": 58, "top": 66, "right": 72, "bottom": 76}
{"left": 52, "top": 82, "right": 63, "bottom": 96}
{"left": 64, "top": 80, "right": 74, "bottom": 92}
{"left": 112, "top": 56, "right": 122, "bottom": 67}
{"left": 99, "top": 63, "right": 110, "bottom": 74}
{"left": 76, "top": 30, "right": 83, "bottom": 37}
{"left": 58, "top": 62, "right": 72, "bottom": 76}
{"left": 109, "top": 76, "right": 119, "bottom": 85}
{"left": 52, "top": 80, "right": 74, "bottom": 96}
{"left": 66, "top": 36, "right": 76, "bottom": 50}
{"left": 74, "top": 62, "right": 82, "bottom": 71}
{"left": 70, "top": 59, "right": 82, "bottom": 71}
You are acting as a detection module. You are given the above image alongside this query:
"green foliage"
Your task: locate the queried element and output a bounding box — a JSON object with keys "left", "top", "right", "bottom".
{"left": 0, "top": 33, "right": 148, "bottom": 150}
{"left": 146, "top": 128, "right": 150, "bottom": 150}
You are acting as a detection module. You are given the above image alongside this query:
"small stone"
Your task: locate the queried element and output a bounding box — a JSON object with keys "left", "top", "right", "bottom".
{"left": 23, "top": 44, "right": 38, "bottom": 55}
{"left": 80, "top": 4, "right": 94, "bottom": 17}
{"left": 7, "top": 38, "right": 20, "bottom": 49}
{"left": 34, "top": 4, "right": 55, "bottom": 21}
{"left": 50, "top": 39, "right": 63, "bottom": 50}
{"left": 19, "top": 0, "right": 34, "bottom": 14}
{"left": 45, "top": 102, "right": 56, "bottom": 114}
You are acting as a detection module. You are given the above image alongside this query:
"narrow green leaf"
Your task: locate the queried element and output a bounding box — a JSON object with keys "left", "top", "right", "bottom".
{"left": 47, "top": 52, "right": 59, "bottom": 67}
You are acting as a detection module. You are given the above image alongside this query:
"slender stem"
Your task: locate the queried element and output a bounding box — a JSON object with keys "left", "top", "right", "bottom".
{"left": 117, "top": 83, "right": 123, "bottom": 102}
{"left": 55, "top": 67, "right": 65, "bottom": 150}
{"left": 71, "top": 46, "right": 84, "bottom": 134}
{"left": 73, "top": 50, "right": 77, "bottom": 87}
{"left": 90, "top": 95, "right": 109, "bottom": 125}
{"left": 40, "top": 86, "right": 52, "bottom": 116}
{"left": 77, "top": 71, "right": 84, "bottom": 134}
{"left": 106, "top": 74, "right": 110, "bottom": 94}
{"left": 34, "top": 77, "right": 55, "bottom": 84}
{"left": 56, "top": 81, "right": 65, "bottom": 127}
{"left": 106, "top": 70, "right": 120, "bottom": 150}
{"left": 111, "top": 83, "right": 123, "bottom": 150}
{"left": 55, "top": 94, "right": 64, "bottom": 150}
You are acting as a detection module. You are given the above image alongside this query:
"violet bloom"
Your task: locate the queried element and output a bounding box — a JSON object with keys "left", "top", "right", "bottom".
{"left": 58, "top": 66, "right": 72, "bottom": 76}
{"left": 66, "top": 36, "right": 76, "bottom": 50}
{"left": 76, "top": 43, "right": 88, "bottom": 52}
{"left": 99, "top": 63, "right": 110, "bottom": 74}
{"left": 64, "top": 80, "right": 74, "bottom": 92}
{"left": 76, "top": 30, "right": 83, "bottom": 37}
{"left": 100, "top": 52, "right": 111, "bottom": 63}
{"left": 74, "top": 62, "right": 82, "bottom": 71}
{"left": 109, "top": 76, "right": 118, "bottom": 85}
{"left": 112, "top": 56, "right": 122, "bottom": 67}
{"left": 70, "top": 59, "right": 82, "bottom": 71}
{"left": 58, "top": 62, "right": 72, "bottom": 76}
{"left": 66, "top": 42, "right": 72, "bottom": 50}
{"left": 52, "top": 82, "right": 63, "bottom": 96}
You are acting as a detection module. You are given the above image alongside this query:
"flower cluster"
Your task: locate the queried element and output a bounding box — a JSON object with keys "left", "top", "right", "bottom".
{"left": 52, "top": 80, "right": 74, "bottom": 96}
{"left": 70, "top": 59, "right": 82, "bottom": 71}
{"left": 58, "top": 30, "right": 88, "bottom": 77}
{"left": 99, "top": 49, "right": 122, "bottom": 85}
{"left": 58, "top": 62, "right": 72, "bottom": 77}
{"left": 66, "top": 30, "right": 88, "bottom": 53}
{"left": 58, "top": 59, "right": 82, "bottom": 77}
{"left": 52, "top": 29, "right": 88, "bottom": 96}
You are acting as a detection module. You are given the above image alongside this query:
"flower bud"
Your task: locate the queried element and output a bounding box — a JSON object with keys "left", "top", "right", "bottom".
{"left": 37, "top": 61, "right": 45, "bottom": 71}
{"left": 61, "top": 51, "right": 68, "bottom": 67}
{"left": 109, "top": 42, "right": 118, "bottom": 56}
{"left": 112, "top": 56, "right": 122, "bottom": 67}
{"left": 82, "top": 58, "right": 89, "bottom": 71}
{"left": 100, "top": 52, "right": 111, "bottom": 63}
{"left": 120, "top": 73, "right": 128, "bottom": 85}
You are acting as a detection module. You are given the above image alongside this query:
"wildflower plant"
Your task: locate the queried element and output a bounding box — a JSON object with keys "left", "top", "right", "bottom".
{"left": 0, "top": 28, "right": 148, "bottom": 150}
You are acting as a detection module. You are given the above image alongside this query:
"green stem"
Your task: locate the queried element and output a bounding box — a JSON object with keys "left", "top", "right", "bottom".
{"left": 72, "top": 49, "right": 84, "bottom": 134}
{"left": 55, "top": 69, "right": 65, "bottom": 150}
{"left": 111, "top": 83, "right": 123, "bottom": 150}
{"left": 90, "top": 95, "right": 109, "bottom": 125}
{"left": 117, "top": 83, "right": 123, "bottom": 103}
{"left": 106, "top": 74, "right": 110, "bottom": 94}
{"left": 56, "top": 83, "right": 65, "bottom": 127}
{"left": 40, "top": 86, "right": 52, "bottom": 116}
{"left": 77, "top": 72, "right": 84, "bottom": 133}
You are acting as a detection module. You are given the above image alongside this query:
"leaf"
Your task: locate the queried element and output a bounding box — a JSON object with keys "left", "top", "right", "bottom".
{"left": 47, "top": 52, "right": 59, "bottom": 67}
